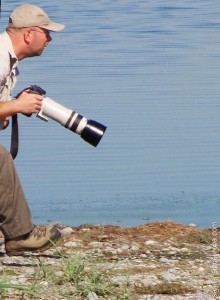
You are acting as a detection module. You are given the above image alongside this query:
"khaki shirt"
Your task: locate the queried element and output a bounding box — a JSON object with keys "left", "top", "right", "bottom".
{"left": 0, "top": 31, "right": 19, "bottom": 130}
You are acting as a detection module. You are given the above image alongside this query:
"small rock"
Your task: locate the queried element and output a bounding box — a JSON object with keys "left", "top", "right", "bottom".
{"left": 87, "top": 291, "right": 98, "bottom": 300}
{"left": 55, "top": 271, "right": 64, "bottom": 277}
{"left": 188, "top": 223, "right": 197, "bottom": 227}
{"left": 40, "top": 281, "right": 49, "bottom": 286}
{"left": 140, "top": 274, "right": 159, "bottom": 286}
{"left": 117, "top": 248, "right": 123, "bottom": 253}
{"left": 64, "top": 241, "right": 81, "bottom": 248}
{"left": 198, "top": 267, "right": 205, "bottom": 273}
{"left": 24, "top": 268, "right": 35, "bottom": 275}
{"left": 81, "top": 228, "right": 91, "bottom": 232}
{"left": 131, "top": 243, "right": 140, "bottom": 251}
{"left": 148, "top": 264, "right": 157, "bottom": 269}
{"left": 180, "top": 247, "right": 189, "bottom": 253}
{"left": 121, "top": 244, "right": 130, "bottom": 251}
{"left": 161, "top": 270, "right": 177, "bottom": 282}
{"left": 168, "top": 246, "right": 180, "bottom": 253}
{"left": 159, "top": 257, "right": 171, "bottom": 264}
{"left": 144, "top": 240, "right": 158, "bottom": 246}
{"left": 43, "top": 249, "right": 57, "bottom": 256}
{"left": 168, "top": 251, "right": 178, "bottom": 255}
{"left": 89, "top": 241, "right": 103, "bottom": 248}
{"left": 22, "top": 296, "right": 32, "bottom": 300}
{"left": 60, "top": 227, "right": 74, "bottom": 236}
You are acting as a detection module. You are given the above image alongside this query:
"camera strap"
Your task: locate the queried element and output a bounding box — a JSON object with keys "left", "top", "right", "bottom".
{"left": 10, "top": 113, "right": 19, "bottom": 160}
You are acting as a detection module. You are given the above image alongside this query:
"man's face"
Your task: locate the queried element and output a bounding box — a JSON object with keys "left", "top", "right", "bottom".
{"left": 27, "top": 27, "right": 52, "bottom": 57}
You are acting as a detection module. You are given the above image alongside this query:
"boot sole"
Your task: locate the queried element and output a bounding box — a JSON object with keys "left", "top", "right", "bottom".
{"left": 6, "top": 230, "right": 61, "bottom": 256}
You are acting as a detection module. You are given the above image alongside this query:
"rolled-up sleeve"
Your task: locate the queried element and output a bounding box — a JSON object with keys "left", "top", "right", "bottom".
{"left": 0, "top": 32, "right": 18, "bottom": 102}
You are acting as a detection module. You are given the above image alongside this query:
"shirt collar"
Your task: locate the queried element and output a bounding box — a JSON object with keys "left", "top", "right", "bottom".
{"left": 2, "top": 31, "right": 18, "bottom": 66}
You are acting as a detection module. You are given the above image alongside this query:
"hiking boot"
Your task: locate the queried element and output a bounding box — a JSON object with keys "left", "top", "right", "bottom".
{"left": 5, "top": 225, "right": 61, "bottom": 256}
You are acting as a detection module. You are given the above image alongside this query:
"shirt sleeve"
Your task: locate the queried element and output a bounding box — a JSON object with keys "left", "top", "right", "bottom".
{"left": 0, "top": 53, "right": 9, "bottom": 86}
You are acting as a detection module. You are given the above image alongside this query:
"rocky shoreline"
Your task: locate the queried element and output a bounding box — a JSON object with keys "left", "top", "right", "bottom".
{"left": 0, "top": 221, "right": 219, "bottom": 300}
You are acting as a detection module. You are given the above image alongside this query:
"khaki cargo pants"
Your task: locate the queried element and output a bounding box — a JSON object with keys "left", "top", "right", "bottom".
{"left": 0, "top": 145, "right": 33, "bottom": 239}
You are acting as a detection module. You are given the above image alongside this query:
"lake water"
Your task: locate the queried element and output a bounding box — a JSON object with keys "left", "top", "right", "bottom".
{"left": 1, "top": 0, "right": 220, "bottom": 228}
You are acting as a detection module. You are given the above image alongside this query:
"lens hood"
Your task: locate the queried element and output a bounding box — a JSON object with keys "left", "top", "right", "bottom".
{"left": 81, "top": 120, "right": 107, "bottom": 147}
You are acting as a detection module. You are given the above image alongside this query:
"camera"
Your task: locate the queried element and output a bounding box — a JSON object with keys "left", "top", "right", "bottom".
{"left": 28, "top": 85, "right": 107, "bottom": 147}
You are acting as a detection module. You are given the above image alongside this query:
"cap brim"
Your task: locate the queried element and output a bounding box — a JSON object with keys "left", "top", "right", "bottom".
{"left": 40, "top": 22, "right": 65, "bottom": 32}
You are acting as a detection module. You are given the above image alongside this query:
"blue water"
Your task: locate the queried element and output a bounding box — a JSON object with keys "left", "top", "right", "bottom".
{"left": 1, "top": 0, "right": 220, "bottom": 228}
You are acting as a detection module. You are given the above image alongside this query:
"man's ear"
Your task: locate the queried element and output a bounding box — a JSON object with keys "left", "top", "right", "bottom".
{"left": 23, "top": 29, "right": 32, "bottom": 44}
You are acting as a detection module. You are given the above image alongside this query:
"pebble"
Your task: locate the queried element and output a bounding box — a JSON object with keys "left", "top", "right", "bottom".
{"left": 188, "top": 223, "right": 197, "bottom": 227}
{"left": 131, "top": 243, "right": 140, "bottom": 251}
{"left": 60, "top": 226, "right": 74, "bottom": 236}
{"left": 161, "top": 270, "right": 177, "bottom": 282}
{"left": 145, "top": 240, "right": 159, "bottom": 246}
{"left": 88, "top": 241, "right": 104, "bottom": 248}
{"left": 87, "top": 292, "right": 99, "bottom": 300}
{"left": 159, "top": 257, "right": 172, "bottom": 264}
{"left": 64, "top": 240, "right": 81, "bottom": 248}
{"left": 180, "top": 247, "right": 189, "bottom": 253}
{"left": 121, "top": 244, "right": 130, "bottom": 250}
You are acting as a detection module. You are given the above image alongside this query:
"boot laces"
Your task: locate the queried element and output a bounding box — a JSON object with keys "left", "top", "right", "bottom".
{"left": 30, "top": 225, "right": 47, "bottom": 240}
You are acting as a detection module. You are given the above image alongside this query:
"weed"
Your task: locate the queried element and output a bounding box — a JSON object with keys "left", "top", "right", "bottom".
{"left": 31, "top": 251, "right": 133, "bottom": 299}
{"left": 134, "top": 282, "right": 195, "bottom": 295}
{"left": 0, "top": 276, "right": 39, "bottom": 298}
{"left": 57, "top": 253, "right": 112, "bottom": 296}
{"left": 199, "top": 234, "right": 210, "bottom": 244}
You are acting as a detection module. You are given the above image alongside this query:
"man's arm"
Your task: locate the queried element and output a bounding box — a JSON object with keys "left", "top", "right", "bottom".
{"left": 0, "top": 90, "right": 43, "bottom": 118}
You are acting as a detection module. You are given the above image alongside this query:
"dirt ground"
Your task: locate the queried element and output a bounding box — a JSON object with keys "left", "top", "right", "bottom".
{"left": 0, "top": 221, "right": 218, "bottom": 250}
{"left": 0, "top": 221, "right": 219, "bottom": 300}
{"left": 57, "top": 221, "right": 219, "bottom": 250}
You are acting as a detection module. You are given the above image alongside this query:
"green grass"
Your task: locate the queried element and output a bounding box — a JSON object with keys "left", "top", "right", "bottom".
{"left": 33, "top": 251, "right": 133, "bottom": 299}
{"left": 0, "top": 276, "right": 40, "bottom": 298}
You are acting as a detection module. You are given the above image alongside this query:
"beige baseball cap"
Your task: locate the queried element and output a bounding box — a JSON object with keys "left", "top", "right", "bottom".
{"left": 8, "top": 4, "right": 65, "bottom": 32}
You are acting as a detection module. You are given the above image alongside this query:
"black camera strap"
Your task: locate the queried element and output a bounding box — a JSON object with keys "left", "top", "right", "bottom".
{"left": 10, "top": 113, "right": 19, "bottom": 160}
{"left": 8, "top": 85, "right": 45, "bottom": 160}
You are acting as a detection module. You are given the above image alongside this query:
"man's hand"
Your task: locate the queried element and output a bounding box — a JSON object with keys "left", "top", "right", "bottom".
{"left": 2, "top": 117, "right": 9, "bottom": 130}
{"left": 15, "top": 90, "right": 43, "bottom": 115}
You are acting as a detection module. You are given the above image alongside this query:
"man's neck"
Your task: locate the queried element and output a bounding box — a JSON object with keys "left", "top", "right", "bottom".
{"left": 6, "top": 28, "right": 26, "bottom": 61}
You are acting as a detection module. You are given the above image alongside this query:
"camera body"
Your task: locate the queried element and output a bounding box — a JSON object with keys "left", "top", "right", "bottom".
{"left": 28, "top": 85, "right": 106, "bottom": 147}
